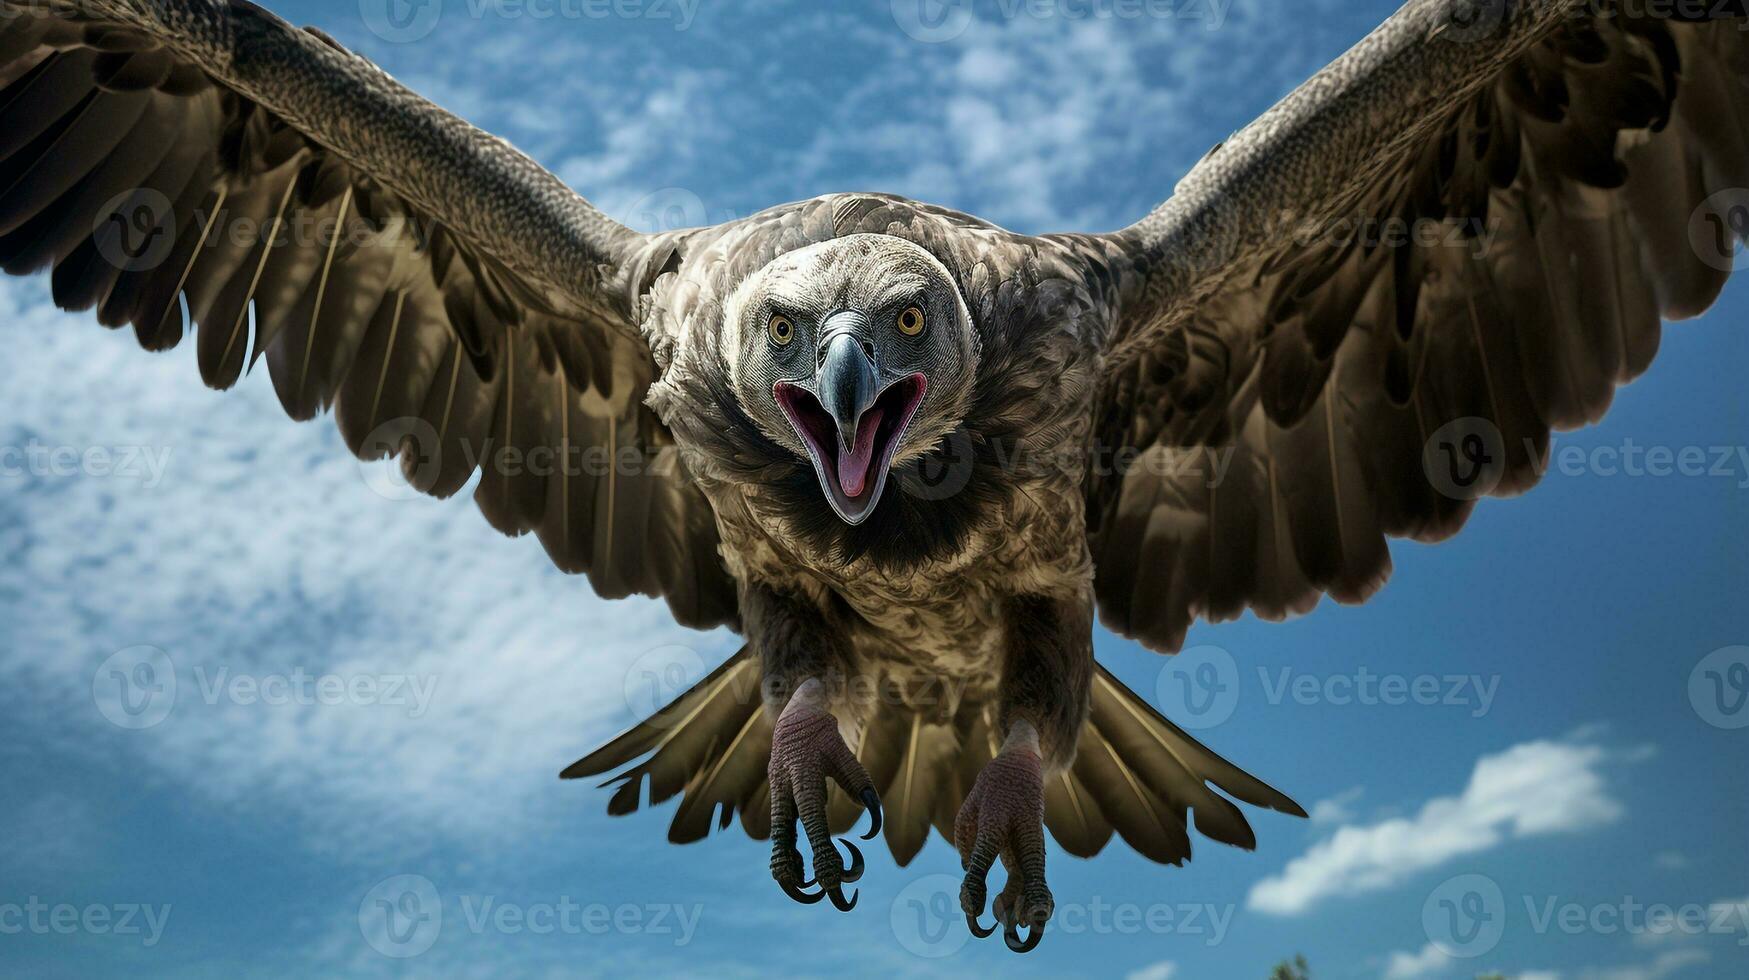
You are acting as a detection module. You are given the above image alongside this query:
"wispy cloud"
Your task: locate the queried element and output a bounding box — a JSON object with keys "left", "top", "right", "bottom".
{"left": 1307, "top": 785, "right": 1365, "bottom": 825}
{"left": 1247, "top": 736, "right": 1626, "bottom": 915}
{"left": 0, "top": 278, "right": 733, "bottom": 858}
{"left": 1572, "top": 948, "right": 1710, "bottom": 980}
{"left": 1126, "top": 961, "right": 1178, "bottom": 980}
{"left": 1381, "top": 942, "right": 1450, "bottom": 980}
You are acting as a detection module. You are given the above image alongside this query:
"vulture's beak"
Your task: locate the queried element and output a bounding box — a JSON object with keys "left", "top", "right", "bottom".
{"left": 774, "top": 313, "right": 927, "bottom": 525}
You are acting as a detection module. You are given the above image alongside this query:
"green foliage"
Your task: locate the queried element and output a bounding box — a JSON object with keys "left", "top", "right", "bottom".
{"left": 1268, "top": 955, "right": 1310, "bottom": 980}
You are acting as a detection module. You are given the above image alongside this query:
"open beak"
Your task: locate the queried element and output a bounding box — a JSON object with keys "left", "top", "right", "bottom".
{"left": 775, "top": 331, "right": 926, "bottom": 525}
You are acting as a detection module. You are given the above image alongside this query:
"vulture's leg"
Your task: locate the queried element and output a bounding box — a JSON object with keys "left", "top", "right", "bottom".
{"left": 957, "top": 595, "right": 1092, "bottom": 953}
{"left": 751, "top": 585, "right": 881, "bottom": 911}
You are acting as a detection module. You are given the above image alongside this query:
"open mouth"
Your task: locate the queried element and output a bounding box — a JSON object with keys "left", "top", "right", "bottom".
{"left": 774, "top": 373, "right": 927, "bottom": 524}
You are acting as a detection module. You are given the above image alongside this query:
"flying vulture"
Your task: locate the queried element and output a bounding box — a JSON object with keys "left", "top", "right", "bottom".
{"left": 3, "top": 0, "right": 1745, "bottom": 953}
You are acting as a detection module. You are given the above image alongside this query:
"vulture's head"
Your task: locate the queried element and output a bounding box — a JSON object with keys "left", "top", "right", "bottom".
{"left": 724, "top": 234, "right": 978, "bottom": 524}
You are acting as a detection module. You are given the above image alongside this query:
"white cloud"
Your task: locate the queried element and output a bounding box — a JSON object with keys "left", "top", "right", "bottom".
{"left": 1503, "top": 949, "right": 1714, "bottom": 980}
{"left": 1578, "top": 949, "right": 1710, "bottom": 980}
{"left": 1382, "top": 943, "right": 1451, "bottom": 980}
{"left": 1308, "top": 785, "right": 1365, "bottom": 825}
{"left": 1248, "top": 737, "right": 1624, "bottom": 915}
{"left": 1126, "top": 961, "right": 1177, "bottom": 980}
{"left": 0, "top": 279, "right": 734, "bottom": 857}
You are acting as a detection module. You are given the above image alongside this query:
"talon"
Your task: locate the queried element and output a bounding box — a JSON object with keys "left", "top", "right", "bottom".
{"left": 780, "top": 880, "right": 825, "bottom": 905}
{"left": 1004, "top": 918, "right": 1045, "bottom": 953}
{"left": 966, "top": 912, "right": 996, "bottom": 938}
{"left": 826, "top": 883, "right": 858, "bottom": 912}
{"left": 859, "top": 787, "right": 883, "bottom": 840}
{"left": 837, "top": 838, "right": 864, "bottom": 883}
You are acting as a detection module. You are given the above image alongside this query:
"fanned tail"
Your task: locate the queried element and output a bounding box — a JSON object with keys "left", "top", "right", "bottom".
{"left": 565, "top": 653, "right": 1305, "bottom": 866}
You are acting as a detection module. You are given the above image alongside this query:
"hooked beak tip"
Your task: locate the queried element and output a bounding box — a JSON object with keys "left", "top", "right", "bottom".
{"left": 819, "top": 332, "right": 878, "bottom": 441}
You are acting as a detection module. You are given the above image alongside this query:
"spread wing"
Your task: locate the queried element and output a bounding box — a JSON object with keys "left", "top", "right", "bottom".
{"left": 0, "top": 0, "right": 736, "bottom": 628}
{"left": 1072, "top": 0, "right": 1748, "bottom": 651}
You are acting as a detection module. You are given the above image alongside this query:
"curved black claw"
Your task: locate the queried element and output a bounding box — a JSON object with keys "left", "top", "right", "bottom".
{"left": 826, "top": 883, "right": 858, "bottom": 912}
{"left": 804, "top": 838, "right": 862, "bottom": 887}
{"left": 838, "top": 838, "right": 865, "bottom": 884}
{"left": 966, "top": 912, "right": 997, "bottom": 938}
{"left": 1004, "top": 919, "right": 1045, "bottom": 953}
{"left": 780, "top": 880, "right": 825, "bottom": 905}
{"left": 859, "top": 787, "right": 883, "bottom": 840}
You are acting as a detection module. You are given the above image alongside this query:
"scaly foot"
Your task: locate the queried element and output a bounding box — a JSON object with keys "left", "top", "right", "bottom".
{"left": 956, "top": 719, "right": 1053, "bottom": 952}
{"left": 768, "top": 679, "right": 882, "bottom": 911}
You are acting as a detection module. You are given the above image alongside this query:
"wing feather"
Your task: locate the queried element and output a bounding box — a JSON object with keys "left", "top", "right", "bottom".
{"left": 0, "top": 0, "right": 737, "bottom": 629}
{"left": 1077, "top": 7, "right": 1748, "bottom": 652}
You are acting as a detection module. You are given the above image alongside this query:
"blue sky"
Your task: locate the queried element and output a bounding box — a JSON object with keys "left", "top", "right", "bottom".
{"left": 1, "top": 1, "right": 1746, "bottom": 977}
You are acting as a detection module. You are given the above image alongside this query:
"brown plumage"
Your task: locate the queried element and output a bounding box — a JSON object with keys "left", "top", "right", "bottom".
{"left": 3, "top": 0, "right": 1746, "bottom": 943}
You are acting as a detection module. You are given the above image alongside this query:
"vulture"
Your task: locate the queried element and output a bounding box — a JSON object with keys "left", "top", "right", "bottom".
{"left": 3, "top": 0, "right": 1746, "bottom": 954}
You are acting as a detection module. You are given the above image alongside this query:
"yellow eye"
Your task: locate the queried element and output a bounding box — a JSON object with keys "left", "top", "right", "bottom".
{"left": 897, "top": 306, "right": 926, "bottom": 336}
{"left": 768, "top": 314, "right": 795, "bottom": 346}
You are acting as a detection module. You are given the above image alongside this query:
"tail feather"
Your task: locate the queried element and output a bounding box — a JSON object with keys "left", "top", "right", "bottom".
{"left": 564, "top": 651, "right": 1306, "bottom": 869}
{"left": 1089, "top": 667, "right": 1298, "bottom": 852}
{"left": 880, "top": 712, "right": 958, "bottom": 865}
{"left": 741, "top": 780, "right": 771, "bottom": 840}
{"left": 667, "top": 701, "right": 770, "bottom": 842}
{"left": 1092, "top": 666, "right": 1307, "bottom": 818}
{"left": 562, "top": 647, "right": 770, "bottom": 836}
{"left": 1044, "top": 766, "right": 1115, "bottom": 859}
{"left": 1071, "top": 718, "right": 1194, "bottom": 864}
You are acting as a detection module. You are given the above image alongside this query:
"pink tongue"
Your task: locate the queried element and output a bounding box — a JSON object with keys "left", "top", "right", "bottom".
{"left": 835, "top": 406, "right": 886, "bottom": 498}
